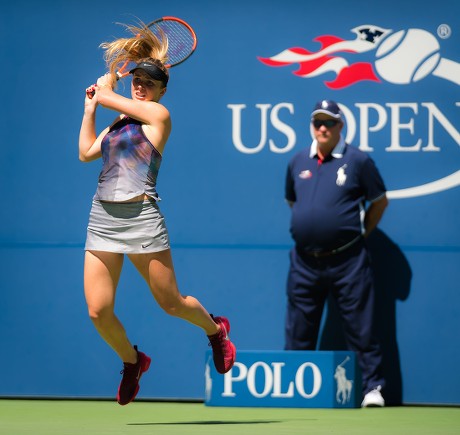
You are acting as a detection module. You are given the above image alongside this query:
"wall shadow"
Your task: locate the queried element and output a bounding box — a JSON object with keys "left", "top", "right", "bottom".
{"left": 318, "top": 229, "right": 412, "bottom": 405}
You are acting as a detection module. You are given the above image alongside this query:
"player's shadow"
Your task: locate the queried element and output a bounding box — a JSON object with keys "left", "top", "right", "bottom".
{"left": 128, "top": 420, "right": 287, "bottom": 425}
{"left": 318, "top": 229, "right": 411, "bottom": 405}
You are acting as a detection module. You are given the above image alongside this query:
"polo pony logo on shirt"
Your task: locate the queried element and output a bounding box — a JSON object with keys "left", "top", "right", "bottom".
{"left": 336, "top": 164, "right": 348, "bottom": 186}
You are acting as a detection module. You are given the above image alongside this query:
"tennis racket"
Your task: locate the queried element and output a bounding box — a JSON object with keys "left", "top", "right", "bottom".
{"left": 148, "top": 16, "right": 197, "bottom": 67}
{"left": 87, "top": 17, "right": 197, "bottom": 96}
{"left": 115, "top": 16, "right": 197, "bottom": 76}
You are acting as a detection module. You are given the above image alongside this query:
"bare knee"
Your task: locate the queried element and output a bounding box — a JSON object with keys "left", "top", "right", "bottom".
{"left": 87, "top": 305, "right": 114, "bottom": 325}
{"left": 157, "top": 297, "right": 185, "bottom": 317}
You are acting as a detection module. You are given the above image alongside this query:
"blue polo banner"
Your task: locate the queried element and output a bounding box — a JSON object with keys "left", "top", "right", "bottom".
{"left": 205, "top": 351, "right": 361, "bottom": 408}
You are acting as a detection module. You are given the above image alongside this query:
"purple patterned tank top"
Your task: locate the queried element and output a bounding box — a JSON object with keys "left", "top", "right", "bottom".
{"left": 94, "top": 117, "right": 162, "bottom": 201}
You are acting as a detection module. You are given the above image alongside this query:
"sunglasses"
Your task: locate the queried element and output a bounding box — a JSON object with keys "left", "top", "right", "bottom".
{"left": 312, "top": 119, "right": 340, "bottom": 129}
{"left": 132, "top": 76, "right": 156, "bottom": 88}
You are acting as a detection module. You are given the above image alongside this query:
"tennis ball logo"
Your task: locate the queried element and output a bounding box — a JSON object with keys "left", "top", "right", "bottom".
{"left": 375, "top": 29, "right": 441, "bottom": 84}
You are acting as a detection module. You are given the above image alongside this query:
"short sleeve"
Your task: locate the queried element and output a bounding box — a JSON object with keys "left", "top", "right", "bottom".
{"left": 285, "top": 163, "right": 296, "bottom": 203}
{"left": 360, "top": 156, "right": 386, "bottom": 202}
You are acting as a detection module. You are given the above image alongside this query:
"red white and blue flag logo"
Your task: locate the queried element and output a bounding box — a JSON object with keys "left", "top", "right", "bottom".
{"left": 258, "top": 25, "right": 460, "bottom": 89}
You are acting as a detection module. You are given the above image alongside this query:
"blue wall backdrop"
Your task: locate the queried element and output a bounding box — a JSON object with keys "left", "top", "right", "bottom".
{"left": 0, "top": 0, "right": 459, "bottom": 405}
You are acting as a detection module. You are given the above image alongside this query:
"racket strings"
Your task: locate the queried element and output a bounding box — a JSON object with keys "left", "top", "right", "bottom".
{"left": 150, "top": 21, "right": 195, "bottom": 66}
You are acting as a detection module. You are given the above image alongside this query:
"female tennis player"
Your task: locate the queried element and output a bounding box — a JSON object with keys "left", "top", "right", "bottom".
{"left": 78, "top": 21, "right": 235, "bottom": 406}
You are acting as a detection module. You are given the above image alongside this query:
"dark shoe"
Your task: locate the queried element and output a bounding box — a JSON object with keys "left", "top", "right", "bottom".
{"left": 208, "top": 315, "right": 236, "bottom": 374}
{"left": 116, "top": 345, "right": 151, "bottom": 405}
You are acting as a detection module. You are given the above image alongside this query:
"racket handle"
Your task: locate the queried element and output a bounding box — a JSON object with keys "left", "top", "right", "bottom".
{"left": 87, "top": 57, "right": 132, "bottom": 98}
{"left": 86, "top": 85, "right": 96, "bottom": 99}
{"left": 86, "top": 73, "right": 122, "bottom": 99}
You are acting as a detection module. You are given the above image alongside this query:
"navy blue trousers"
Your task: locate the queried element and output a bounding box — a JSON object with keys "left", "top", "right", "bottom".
{"left": 285, "top": 241, "right": 385, "bottom": 395}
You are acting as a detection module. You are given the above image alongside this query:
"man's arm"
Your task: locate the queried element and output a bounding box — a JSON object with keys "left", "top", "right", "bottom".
{"left": 364, "top": 195, "right": 388, "bottom": 237}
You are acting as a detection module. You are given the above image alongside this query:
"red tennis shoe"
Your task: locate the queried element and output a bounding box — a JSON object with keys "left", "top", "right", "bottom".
{"left": 208, "top": 315, "right": 236, "bottom": 374}
{"left": 117, "top": 345, "right": 151, "bottom": 406}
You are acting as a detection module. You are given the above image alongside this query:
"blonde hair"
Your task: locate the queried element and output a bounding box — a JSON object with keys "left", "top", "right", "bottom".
{"left": 100, "top": 20, "right": 169, "bottom": 87}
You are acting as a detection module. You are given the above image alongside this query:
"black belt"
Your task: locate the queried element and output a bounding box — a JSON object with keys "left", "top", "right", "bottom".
{"left": 303, "top": 235, "right": 363, "bottom": 258}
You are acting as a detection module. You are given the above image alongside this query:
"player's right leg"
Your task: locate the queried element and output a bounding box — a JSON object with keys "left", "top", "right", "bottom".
{"left": 84, "top": 250, "right": 151, "bottom": 405}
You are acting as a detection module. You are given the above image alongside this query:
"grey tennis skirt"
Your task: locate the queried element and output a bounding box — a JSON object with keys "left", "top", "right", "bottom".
{"left": 85, "top": 199, "right": 170, "bottom": 254}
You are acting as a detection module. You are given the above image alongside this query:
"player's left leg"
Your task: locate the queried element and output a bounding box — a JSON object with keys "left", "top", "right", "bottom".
{"left": 128, "top": 249, "right": 236, "bottom": 373}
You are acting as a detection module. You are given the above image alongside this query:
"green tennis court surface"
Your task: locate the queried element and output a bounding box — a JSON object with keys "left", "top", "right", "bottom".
{"left": 0, "top": 400, "right": 459, "bottom": 435}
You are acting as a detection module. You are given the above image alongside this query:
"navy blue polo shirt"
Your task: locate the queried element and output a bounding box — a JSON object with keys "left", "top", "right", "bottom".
{"left": 285, "top": 137, "right": 386, "bottom": 251}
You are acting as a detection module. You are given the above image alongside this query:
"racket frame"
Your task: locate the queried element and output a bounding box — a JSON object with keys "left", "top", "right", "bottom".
{"left": 146, "top": 16, "right": 197, "bottom": 67}
{"left": 87, "top": 17, "right": 197, "bottom": 97}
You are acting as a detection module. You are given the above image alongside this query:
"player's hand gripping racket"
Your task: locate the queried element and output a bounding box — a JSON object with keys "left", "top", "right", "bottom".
{"left": 87, "top": 17, "right": 197, "bottom": 96}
